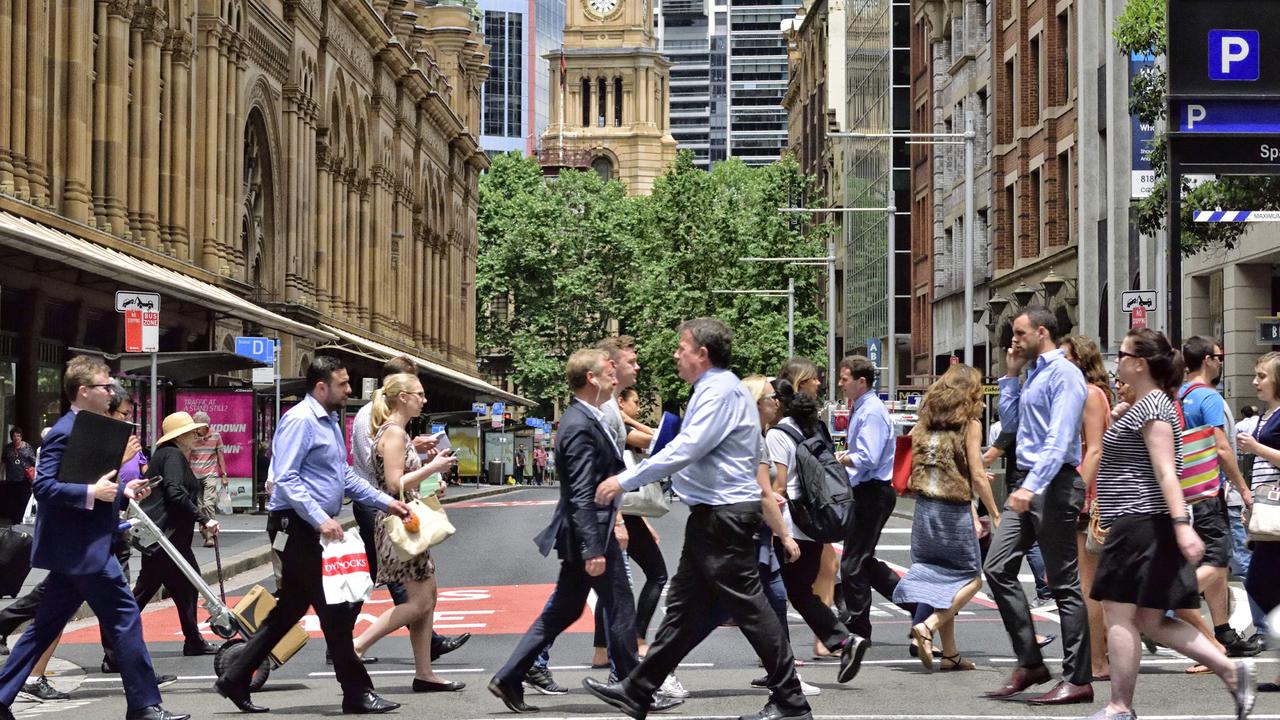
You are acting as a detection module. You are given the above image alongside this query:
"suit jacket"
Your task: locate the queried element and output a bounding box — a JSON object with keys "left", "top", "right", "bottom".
{"left": 30, "top": 410, "right": 127, "bottom": 574}
{"left": 534, "top": 399, "right": 625, "bottom": 562}
{"left": 140, "top": 444, "right": 210, "bottom": 549}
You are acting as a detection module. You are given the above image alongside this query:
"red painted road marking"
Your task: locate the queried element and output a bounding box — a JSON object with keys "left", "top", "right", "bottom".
{"left": 59, "top": 584, "right": 592, "bottom": 644}
{"left": 448, "top": 499, "right": 558, "bottom": 508}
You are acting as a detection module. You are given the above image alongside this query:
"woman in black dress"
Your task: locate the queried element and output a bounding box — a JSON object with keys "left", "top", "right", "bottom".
{"left": 1086, "top": 329, "right": 1253, "bottom": 720}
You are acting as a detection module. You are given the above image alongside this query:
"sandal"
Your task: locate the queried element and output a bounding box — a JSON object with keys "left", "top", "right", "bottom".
{"left": 940, "top": 654, "right": 975, "bottom": 671}
{"left": 910, "top": 622, "right": 934, "bottom": 671}
{"left": 1184, "top": 663, "right": 1212, "bottom": 674}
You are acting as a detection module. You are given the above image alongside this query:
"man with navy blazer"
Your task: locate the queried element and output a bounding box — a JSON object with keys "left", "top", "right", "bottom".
{"left": 0, "top": 356, "right": 187, "bottom": 720}
{"left": 488, "top": 349, "right": 678, "bottom": 714}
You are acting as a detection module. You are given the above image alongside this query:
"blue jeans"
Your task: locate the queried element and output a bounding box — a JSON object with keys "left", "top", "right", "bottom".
{"left": 1027, "top": 542, "right": 1050, "bottom": 599}
{"left": 1228, "top": 504, "right": 1268, "bottom": 633}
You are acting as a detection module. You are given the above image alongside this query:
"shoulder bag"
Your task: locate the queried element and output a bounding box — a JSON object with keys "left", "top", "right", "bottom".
{"left": 620, "top": 449, "right": 670, "bottom": 517}
{"left": 1175, "top": 383, "right": 1222, "bottom": 505}
{"left": 1248, "top": 482, "right": 1280, "bottom": 543}
{"left": 378, "top": 422, "right": 456, "bottom": 561}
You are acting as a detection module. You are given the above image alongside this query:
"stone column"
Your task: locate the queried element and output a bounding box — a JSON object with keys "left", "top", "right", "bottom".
{"left": 201, "top": 25, "right": 221, "bottom": 270}
{"left": 345, "top": 176, "right": 358, "bottom": 316}
{"left": 139, "top": 7, "right": 163, "bottom": 249}
{"left": 157, "top": 33, "right": 172, "bottom": 246}
{"left": 358, "top": 186, "right": 371, "bottom": 324}
{"left": 332, "top": 166, "right": 346, "bottom": 315}
{"left": 91, "top": 0, "right": 108, "bottom": 225}
{"left": 62, "top": 0, "right": 93, "bottom": 220}
{"left": 127, "top": 13, "right": 143, "bottom": 239}
{"left": 315, "top": 139, "right": 331, "bottom": 314}
{"left": 303, "top": 104, "right": 316, "bottom": 301}
{"left": 105, "top": 0, "right": 130, "bottom": 235}
{"left": 0, "top": 0, "right": 12, "bottom": 193}
{"left": 169, "top": 32, "right": 192, "bottom": 259}
{"left": 284, "top": 86, "right": 301, "bottom": 301}
{"left": 10, "top": 0, "right": 28, "bottom": 199}
{"left": 214, "top": 30, "right": 230, "bottom": 271}
{"left": 25, "top": 0, "right": 48, "bottom": 206}
{"left": 228, "top": 36, "right": 245, "bottom": 275}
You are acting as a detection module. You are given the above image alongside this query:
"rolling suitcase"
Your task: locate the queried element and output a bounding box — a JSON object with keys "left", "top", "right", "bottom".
{"left": 0, "top": 526, "right": 33, "bottom": 597}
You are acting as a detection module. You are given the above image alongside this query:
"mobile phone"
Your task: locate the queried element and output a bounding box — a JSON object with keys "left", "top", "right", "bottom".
{"left": 143, "top": 474, "right": 164, "bottom": 489}
{"left": 432, "top": 430, "right": 452, "bottom": 451}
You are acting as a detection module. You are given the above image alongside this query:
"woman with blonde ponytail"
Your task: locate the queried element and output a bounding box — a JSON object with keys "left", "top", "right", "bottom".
{"left": 353, "top": 373, "right": 462, "bottom": 693}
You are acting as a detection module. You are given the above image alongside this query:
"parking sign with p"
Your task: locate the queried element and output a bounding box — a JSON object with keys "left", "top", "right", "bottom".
{"left": 1209, "top": 30, "right": 1260, "bottom": 81}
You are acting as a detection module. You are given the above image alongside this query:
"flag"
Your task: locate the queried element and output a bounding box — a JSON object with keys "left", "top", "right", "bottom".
{"left": 559, "top": 48, "right": 567, "bottom": 87}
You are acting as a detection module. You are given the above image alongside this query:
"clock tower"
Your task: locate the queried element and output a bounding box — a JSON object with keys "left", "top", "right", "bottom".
{"left": 540, "top": 0, "right": 677, "bottom": 195}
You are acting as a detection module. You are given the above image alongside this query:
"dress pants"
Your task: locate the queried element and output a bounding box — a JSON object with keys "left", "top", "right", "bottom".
{"left": 102, "top": 542, "right": 203, "bottom": 663}
{"left": 840, "top": 481, "right": 901, "bottom": 639}
{"left": 779, "top": 538, "right": 849, "bottom": 650}
{"left": 621, "top": 502, "right": 807, "bottom": 713}
{"left": 982, "top": 465, "right": 1090, "bottom": 685}
{"left": 0, "top": 581, "right": 43, "bottom": 638}
{"left": 0, "top": 558, "right": 160, "bottom": 710}
{"left": 221, "top": 511, "right": 372, "bottom": 698}
{"left": 494, "top": 538, "right": 638, "bottom": 685}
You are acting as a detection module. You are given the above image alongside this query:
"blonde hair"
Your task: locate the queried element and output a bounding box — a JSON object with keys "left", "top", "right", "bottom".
{"left": 914, "top": 364, "right": 983, "bottom": 432}
{"left": 741, "top": 374, "right": 772, "bottom": 402}
{"left": 370, "top": 373, "right": 421, "bottom": 433}
{"left": 566, "top": 348, "right": 609, "bottom": 391}
{"left": 1258, "top": 352, "right": 1280, "bottom": 400}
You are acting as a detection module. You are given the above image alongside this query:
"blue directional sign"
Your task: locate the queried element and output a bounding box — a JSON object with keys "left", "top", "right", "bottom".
{"left": 431, "top": 424, "right": 446, "bottom": 434}
{"left": 865, "top": 338, "right": 882, "bottom": 392}
{"left": 234, "top": 336, "right": 275, "bottom": 365}
{"left": 491, "top": 402, "right": 506, "bottom": 417}
{"left": 1209, "top": 30, "right": 1260, "bottom": 81}
{"left": 525, "top": 417, "right": 541, "bottom": 428}
{"left": 1177, "top": 100, "right": 1280, "bottom": 133}
{"left": 471, "top": 402, "right": 487, "bottom": 415}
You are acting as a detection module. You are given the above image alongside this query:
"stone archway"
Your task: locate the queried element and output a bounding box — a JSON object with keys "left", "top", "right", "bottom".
{"left": 242, "top": 107, "right": 279, "bottom": 302}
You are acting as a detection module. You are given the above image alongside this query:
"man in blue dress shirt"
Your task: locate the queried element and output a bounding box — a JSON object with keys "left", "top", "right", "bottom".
{"left": 983, "top": 305, "right": 1092, "bottom": 705}
{"left": 215, "top": 356, "right": 411, "bottom": 715}
{"left": 588, "top": 318, "right": 812, "bottom": 720}
{"left": 834, "top": 355, "right": 899, "bottom": 655}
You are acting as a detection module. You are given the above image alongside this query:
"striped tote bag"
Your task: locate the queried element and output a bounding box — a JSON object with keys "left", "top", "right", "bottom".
{"left": 1176, "top": 383, "right": 1221, "bottom": 504}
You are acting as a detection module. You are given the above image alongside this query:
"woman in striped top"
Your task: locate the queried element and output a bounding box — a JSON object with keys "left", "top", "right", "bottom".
{"left": 1086, "top": 329, "right": 1254, "bottom": 720}
{"left": 1235, "top": 351, "right": 1280, "bottom": 693}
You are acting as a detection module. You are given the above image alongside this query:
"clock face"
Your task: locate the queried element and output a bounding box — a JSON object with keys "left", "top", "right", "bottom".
{"left": 585, "top": 0, "right": 619, "bottom": 18}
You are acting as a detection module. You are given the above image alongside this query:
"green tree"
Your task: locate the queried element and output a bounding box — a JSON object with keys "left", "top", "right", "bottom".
{"left": 476, "top": 153, "right": 638, "bottom": 413}
{"left": 626, "top": 152, "right": 830, "bottom": 406}
{"left": 1116, "top": 0, "right": 1280, "bottom": 253}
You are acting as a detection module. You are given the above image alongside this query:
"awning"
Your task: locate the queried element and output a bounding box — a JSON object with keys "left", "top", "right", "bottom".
{"left": 70, "top": 349, "right": 270, "bottom": 383}
{"left": 317, "top": 323, "right": 534, "bottom": 407}
{"left": 0, "top": 211, "right": 333, "bottom": 342}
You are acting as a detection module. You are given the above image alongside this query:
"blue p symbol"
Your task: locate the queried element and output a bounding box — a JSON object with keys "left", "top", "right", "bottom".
{"left": 1209, "top": 30, "right": 1259, "bottom": 81}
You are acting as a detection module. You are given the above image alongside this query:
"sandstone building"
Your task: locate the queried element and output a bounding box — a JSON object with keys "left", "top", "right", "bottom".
{"left": 0, "top": 0, "right": 523, "bottom": 441}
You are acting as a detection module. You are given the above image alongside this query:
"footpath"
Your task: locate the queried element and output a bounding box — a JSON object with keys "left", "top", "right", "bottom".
{"left": 0, "top": 482, "right": 523, "bottom": 623}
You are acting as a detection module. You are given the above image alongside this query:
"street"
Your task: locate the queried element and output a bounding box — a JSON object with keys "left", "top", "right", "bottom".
{"left": 8, "top": 487, "right": 1279, "bottom": 720}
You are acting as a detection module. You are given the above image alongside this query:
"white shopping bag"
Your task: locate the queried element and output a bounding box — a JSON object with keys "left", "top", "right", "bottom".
{"left": 21, "top": 494, "right": 36, "bottom": 525}
{"left": 320, "top": 528, "right": 374, "bottom": 604}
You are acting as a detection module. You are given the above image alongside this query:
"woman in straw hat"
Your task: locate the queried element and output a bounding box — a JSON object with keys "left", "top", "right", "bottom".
{"left": 103, "top": 411, "right": 221, "bottom": 669}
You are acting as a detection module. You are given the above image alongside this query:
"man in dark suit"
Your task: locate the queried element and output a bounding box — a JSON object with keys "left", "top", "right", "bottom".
{"left": 488, "top": 349, "right": 679, "bottom": 714}
{"left": 0, "top": 356, "right": 188, "bottom": 720}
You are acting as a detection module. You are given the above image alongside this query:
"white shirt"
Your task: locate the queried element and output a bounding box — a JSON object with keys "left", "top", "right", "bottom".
{"left": 765, "top": 417, "right": 811, "bottom": 541}
{"left": 580, "top": 399, "right": 622, "bottom": 459}
{"left": 598, "top": 397, "right": 628, "bottom": 456}
{"left": 351, "top": 402, "right": 376, "bottom": 482}
{"left": 618, "top": 368, "right": 762, "bottom": 506}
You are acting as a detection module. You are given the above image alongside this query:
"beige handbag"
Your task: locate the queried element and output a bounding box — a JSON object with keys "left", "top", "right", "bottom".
{"left": 1247, "top": 482, "right": 1280, "bottom": 543}
{"left": 382, "top": 486, "right": 455, "bottom": 562}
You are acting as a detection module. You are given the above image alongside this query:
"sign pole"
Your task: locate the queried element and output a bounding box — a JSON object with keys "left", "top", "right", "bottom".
{"left": 150, "top": 351, "right": 158, "bottom": 453}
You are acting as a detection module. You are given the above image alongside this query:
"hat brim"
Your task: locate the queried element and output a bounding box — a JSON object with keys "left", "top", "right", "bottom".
{"left": 156, "top": 422, "right": 207, "bottom": 446}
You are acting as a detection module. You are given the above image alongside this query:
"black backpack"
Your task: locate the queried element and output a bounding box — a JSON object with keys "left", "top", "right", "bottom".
{"left": 775, "top": 423, "right": 852, "bottom": 542}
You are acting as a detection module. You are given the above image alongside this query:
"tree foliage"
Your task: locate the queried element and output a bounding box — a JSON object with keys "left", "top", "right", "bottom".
{"left": 477, "top": 150, "right": 831, "bottom": 413}
{"left": 1116, "top": 0, "right": 1280, "bottom": 254}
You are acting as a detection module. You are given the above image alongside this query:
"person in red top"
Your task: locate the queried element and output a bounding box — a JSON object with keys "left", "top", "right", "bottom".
{"left": 187, "top": 413, "right": 228, "bottom": 547}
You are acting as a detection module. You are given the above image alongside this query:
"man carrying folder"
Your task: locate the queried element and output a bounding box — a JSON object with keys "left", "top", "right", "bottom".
{"left": 0, "top": 355, "right": 188, "bottom": 720}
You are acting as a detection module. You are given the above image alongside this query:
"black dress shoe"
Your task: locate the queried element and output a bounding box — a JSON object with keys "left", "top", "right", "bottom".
{"left": 488, "top": 680, "right": 539, "bottom": 713}
{"left": 214, "top": 678, "right": 270, "bottom": 714}
{"left": 342, "top": 692, "right": 400, "bottom": 714}
{"left": 582, "top": 677, "right": 647, "bottom": 720}
{"left": 431, "top": 632, "right": 472, "bottom": 661}
{"left": 124, "top": 705, "right": 191, "bottom": 720}
{"left": 413, "top": 678, "right": 466, "bottom": 692}
{"left": 101, "top": 656, "right": 119, "bottom": 674}
{"left": 651, "top": 695, "right": 684, "bottom": 712}
{"left": 738, "top": 702, "right": 814, "bottom": 720}
{"left": 183, "top": 640, "right": 218, "bottom": 656}
{"left": 326, "top": 651, "right": 380, "bottom": 665}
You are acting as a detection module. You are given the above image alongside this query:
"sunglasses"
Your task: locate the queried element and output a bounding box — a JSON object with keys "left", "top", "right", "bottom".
{"left": 1116, "top": 350, "right": 1142, "bottom": 361}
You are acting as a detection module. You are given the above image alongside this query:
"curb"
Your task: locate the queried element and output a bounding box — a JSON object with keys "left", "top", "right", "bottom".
{"left": 57, "top": 484, "right": 525, "bottom": 625}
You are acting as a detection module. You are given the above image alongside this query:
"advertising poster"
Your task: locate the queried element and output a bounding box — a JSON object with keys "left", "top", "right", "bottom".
{"left": 174, "top": 389, "right": 255, "bottom": 507}
{"left": 449, "top": 426, "right": 480, "bottom": 477}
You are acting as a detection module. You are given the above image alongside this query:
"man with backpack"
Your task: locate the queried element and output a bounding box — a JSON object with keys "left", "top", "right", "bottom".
{"left": 1179, "top": 337, "right": 1261, "bottom": 660}
{"left": 833, "top": 356, "right": 902, "bottom": 649}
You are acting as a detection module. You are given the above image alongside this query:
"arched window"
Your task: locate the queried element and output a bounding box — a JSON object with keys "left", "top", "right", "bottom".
{"left": 614, "top": 77, "right": 623, "bottom": 126}
{"left": 581, "top": 78, "right": 591, "bottom": 127}
{"left": 598, "top": 77, "right": 607, "bottom": 127}
{"left": 592, "top": 155, "right": 613, "bottom": 182}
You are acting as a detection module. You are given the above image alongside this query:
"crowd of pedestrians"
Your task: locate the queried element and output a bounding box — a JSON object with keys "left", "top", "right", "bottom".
{"left": 2, "top": 303, "right": 1278, "bottom": 720}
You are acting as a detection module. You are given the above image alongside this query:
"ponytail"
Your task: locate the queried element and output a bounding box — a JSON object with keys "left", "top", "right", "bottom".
{"left": 369, "top": 388, "right": 391, "bottom": 436}
{"left": 369, "top": 372, "right": 420, "bottom": 434}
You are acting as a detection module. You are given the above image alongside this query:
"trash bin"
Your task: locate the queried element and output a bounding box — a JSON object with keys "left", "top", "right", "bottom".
{"left": 487, "top": 460, "right": 505, "bottom": 485}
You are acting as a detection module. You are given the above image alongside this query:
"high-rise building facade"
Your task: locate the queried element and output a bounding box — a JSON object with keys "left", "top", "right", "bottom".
{"left": 843, "top": 0, "right": 913, "bottom": 391}
{"left": 656, "top": 0, "right": 800, "bottom": 170}
{"left": 479, "top": 0, "right": 566, "bottom": 156}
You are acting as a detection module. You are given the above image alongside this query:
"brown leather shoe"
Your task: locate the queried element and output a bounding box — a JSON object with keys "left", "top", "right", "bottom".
{"left": 983, "top": 664, "right": 1052, "bottom": 699}
{"left": 1027, "top": 681, "right": 1094, "bottom": 705}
